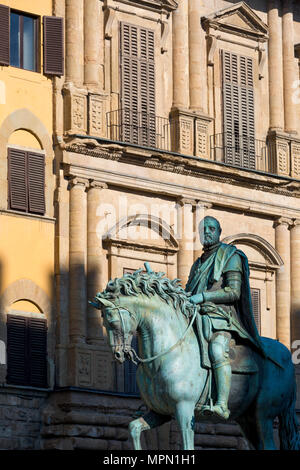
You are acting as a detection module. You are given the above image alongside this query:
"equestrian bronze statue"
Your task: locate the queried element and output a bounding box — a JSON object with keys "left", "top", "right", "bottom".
{"left": 91, "top": 217, "right": 300, "bottom": 450}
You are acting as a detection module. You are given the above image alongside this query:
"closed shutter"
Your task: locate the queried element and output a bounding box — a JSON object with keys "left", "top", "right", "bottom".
{"left": 250, "top": 288, "right": 261, "bottom": 334}
{"left": 222, "top": 50, "right": 255, "bottom": 169}
{"left": 120, "top": 22, "right": 156, "bottom": 147}
{"left": 0, "top": 4, "right": 10, "bottom": 66}
{"left": 8, "top": 148, "right": 28, "bottom": 211}
{"left": 27, "top": 152, "right": 45, "bottom": 214}
{"left": 7, "top": 315, "right": 47, "bottom": 388}
{"left": 28, "top": 318, "right": 47, "bottom": 387}
{"left": 7, "top": 315, "right": 28, "bottom": 385}
{"left": 43, "top": 16, "right": 64, "bottom": 76}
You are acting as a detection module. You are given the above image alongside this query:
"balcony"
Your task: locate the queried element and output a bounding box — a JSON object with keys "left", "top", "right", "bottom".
{"left": 210, "top": 133, "right": 269, "bottom": 173}
{"left": 106, "top": 108, "right": 170, "bottom": 152}
{"left": 106, "top": 109, "right": 272, "bottom": 175}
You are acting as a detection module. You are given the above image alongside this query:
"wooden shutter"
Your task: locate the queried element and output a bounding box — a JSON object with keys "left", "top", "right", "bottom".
{"left": 120, "top": 22, "right": 156, "bottom": 147}
{"left": 0, "top": 4, "right": 10, "bottom": 66}
{"left": 250, "top": 288, "right": 261, "bottom": 334}
{"left": 7, "top": 315, "right": 28, "bottom": 385}
{"left": 8, "top": 148, "right": 28, "bottom": 211}
{"left": 43, "top": 16, "right": 64, "bottom": 76}
{"left": 28, "top": 318, "right": 47, "bottom": 388}
{"left": 7, "top": 315, "right": 47, "bottom": 388}
{"left": 27, "top": 152, "right": 45, "bottom": 214}
{"left": 222, "top": 50, "right": 255, "bottom": 169}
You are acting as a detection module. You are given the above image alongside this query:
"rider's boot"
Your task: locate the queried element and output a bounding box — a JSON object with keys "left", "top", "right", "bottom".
{"left": 201, "top": 362, "right": 231, "bottom": 420}
{"left": 201, "top": 333, "right": 231, "bottom": 419}
{"left": 211, "top": 362, "right": 231, "bottom": 419}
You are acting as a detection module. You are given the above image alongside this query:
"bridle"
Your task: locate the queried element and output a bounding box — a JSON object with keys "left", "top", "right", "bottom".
{"left": 104, "top": 301, "right": 199, "bottom": 365}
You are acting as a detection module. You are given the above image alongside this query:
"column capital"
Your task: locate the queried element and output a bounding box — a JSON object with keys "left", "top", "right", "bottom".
{"left": 195, "top": 200, "right": 213, "bottom": 210}
{"left": 290, "top": 219, "right": 300, "bottom": 229}
{"left": 68, "top": 176, "right": 89, "bottom": 190}
{"left": 273, "top": 216, "right": 293, "bottom": 229}
{"left": 88, "top": 180, "right": 108, "bottom": 191}
{"left": 176, "top": 197, "right": 197, "bottom": 207}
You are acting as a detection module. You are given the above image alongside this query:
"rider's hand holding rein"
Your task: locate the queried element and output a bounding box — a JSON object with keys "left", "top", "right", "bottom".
{"left": 189, "top": 293, "right": 204, "bottom": 305}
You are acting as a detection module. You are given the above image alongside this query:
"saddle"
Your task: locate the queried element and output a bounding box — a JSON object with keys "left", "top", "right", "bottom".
{"left": 195, "top": 313, "right": 259, "bottom": 374}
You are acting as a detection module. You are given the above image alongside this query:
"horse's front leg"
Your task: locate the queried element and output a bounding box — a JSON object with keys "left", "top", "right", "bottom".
{"left": 129, "top": 410, "right": 171, "bottom": 450}
{"left": 175, "top": 401, "right": 195, "bottom": 450}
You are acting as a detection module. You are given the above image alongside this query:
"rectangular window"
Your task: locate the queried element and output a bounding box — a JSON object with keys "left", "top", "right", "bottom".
{"left": 120, "top": 22, "right": 156, "bottom": 148}
{"left": 7, "top": 315, "right": 48, "bottom": 388}
{"left": 10, "top": 11, "right": 39, "bottom": 72}
{"left": 250, "top": 288, "right": 261, "bottom": 334}
{"left": 0, "top": 5, "right": 64, "bottom": 75}
{"left": 222, "top": 50, "right": 256, "bottom": 169}
{"left": 8, "top": 148, "right": 45, "bottom": 215}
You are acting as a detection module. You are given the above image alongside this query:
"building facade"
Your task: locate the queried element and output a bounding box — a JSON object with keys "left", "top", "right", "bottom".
{"left": 0, "top": 0, "right": 300, "bottom": 450}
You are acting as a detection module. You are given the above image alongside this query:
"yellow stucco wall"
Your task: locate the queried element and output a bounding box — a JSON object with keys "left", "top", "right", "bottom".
{"left": 0, "top": 0, "right": 55, "bottom": 309}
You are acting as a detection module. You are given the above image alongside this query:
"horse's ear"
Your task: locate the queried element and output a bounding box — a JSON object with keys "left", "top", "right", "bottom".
{"left": 94, "top": 297, "right": 116, "bottom": 309}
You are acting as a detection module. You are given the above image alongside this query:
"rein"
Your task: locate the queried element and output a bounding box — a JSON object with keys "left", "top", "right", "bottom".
{"left": 112, "top": 303, "right": 199, "bottom": 365}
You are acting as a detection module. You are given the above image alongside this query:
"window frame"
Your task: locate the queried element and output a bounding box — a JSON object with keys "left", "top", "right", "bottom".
{"left": 9, "top": 9, "right": 40, "bottom": 73}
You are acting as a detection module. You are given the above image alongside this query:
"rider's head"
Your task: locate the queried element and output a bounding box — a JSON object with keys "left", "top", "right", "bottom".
{"left": 199, "top": 216, "right": 222, "bottom": 248}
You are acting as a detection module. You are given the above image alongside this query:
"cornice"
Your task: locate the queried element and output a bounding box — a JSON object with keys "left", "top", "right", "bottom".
{"left": 107, "top": 0, "right": 178, "bottom": 13}
{"left": 63, "top": 139, "right": 300, "bottom": 202}
{"left": 202, "top": 1, "right": 268, "bottom": 41}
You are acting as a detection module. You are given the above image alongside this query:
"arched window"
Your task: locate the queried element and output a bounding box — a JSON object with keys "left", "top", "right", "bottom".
{"left": 6, "top": 300, "right": 47, "bottom": 388}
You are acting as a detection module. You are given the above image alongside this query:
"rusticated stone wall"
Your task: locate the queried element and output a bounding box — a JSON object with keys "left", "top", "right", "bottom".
{"left": 40, "top": 390, "right": 252, "bottom": 450}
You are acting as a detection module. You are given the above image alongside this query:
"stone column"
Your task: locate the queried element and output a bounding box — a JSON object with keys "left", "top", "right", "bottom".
{"left": 290, "top": 220, "right": 300, "bottom": 346}
{"left": 193, "top": 202, "right": 212, "bottom": 262}
{"left": 87, "top": 181, "right": 107, "bottom": 343}
{"left": 177, "top": 198, "right": 195, "bottom": 288}
{"left": 84, "top": 0, "right": 100, "bottom": 87}
{"left": 65, "top": 0, "right": 84, "bottom": 86}
{"left": 268, "top": 0, "right": 284, "bottom": 131}
{"left": 282, "top": 0, "right": 297, "bottom": 134}
{"left": 172, "top": 0, "right": 189, "bottom": 109}
{"left": 188, "top": 0, "right": 206, "bottom": 113}
{"left": 69, "top": 177, "right": 88, "bottom": 343}
{"left": 274, "top": 217, "right": 291, "bottom": 348}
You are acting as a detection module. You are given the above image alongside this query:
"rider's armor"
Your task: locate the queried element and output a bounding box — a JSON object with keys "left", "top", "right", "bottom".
{"left": 199, "top": 251, "right": 243, "bottom": 419}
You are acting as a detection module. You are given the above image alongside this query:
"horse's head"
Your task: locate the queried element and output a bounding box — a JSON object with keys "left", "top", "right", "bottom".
{"left": 93, "top": 296, "right": 138, "bottom": 364}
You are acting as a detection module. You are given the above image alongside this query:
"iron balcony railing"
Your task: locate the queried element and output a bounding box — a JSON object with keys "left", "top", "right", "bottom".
{"left": 106, "top": 108, "right": 171, "bottom": 151}
{"left": 210, "top": 133, "right": 269, "bottom": 172}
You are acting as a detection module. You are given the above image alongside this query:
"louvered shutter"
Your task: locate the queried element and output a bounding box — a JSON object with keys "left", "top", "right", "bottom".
{"left": 120, "top": 23, "right": 156, "bottom": 147}
{"left": 250, "top": 288, "right": 261, "bottom": 334}
{"left": 43, "top": 16, "right": 64, "bottom": 76}
{"left": 0, "top": 4, "right": 10, "bottom": 66}
{"left": 7, "top": 315, "right": 47, "bottom": 388}
{"left": 120, "top": 23, "right": 139, "bottom": 144}
{"left": 140, "top": 28, "right": 156, "bottom": 147}
{"left": 28, "top": 318, "right": 47, "bottom": 388}
{"left": 124, "top": 334, "right": 139, "bottom": 395}
{"left": 8, "top": 148, "right": 28, "bottom": 211}
{"left": 222, "top": 50, "right": 255, "bottom": 169}
{"left": 27, "top": 152, "right": 45, "bottom": 214}
{"left": 7, "top": 315, "right": 28, "bottom": 385}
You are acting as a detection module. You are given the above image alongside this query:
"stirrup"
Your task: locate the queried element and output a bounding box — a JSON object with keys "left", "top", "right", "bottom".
{"left": 200, "top": 403, "right": 230, "bottom": 420}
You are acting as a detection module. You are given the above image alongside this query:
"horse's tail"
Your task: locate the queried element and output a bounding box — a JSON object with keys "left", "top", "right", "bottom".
{"left": 278, "top": 382, "right": 300, "bottom": 450}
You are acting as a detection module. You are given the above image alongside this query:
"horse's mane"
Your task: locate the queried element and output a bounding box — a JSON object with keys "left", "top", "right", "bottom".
{"left": 96, "top": 269, "right": 195, "bottom": 318}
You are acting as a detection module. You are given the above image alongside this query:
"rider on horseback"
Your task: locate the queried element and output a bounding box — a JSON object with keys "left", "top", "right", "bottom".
{"left": 186, "top": 216, "right": 265, "bottom": 420}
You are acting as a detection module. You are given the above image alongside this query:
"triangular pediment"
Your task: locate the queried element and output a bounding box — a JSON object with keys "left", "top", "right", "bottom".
{"left": 116, "top": 0, "right": 178, "bottom": 12}
{"left": 202, "top": 2, "right": 268, "bottom": 39}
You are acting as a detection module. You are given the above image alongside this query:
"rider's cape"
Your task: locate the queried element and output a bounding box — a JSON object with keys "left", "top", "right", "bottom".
{"left": 186, "top": 243, "right": 266, "bottom": 359}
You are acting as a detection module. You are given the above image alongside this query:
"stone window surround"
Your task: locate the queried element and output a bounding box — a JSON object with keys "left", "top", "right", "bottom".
{"left": 0, "top": 108, "right": 55, "bottom": 219}
{"left": 0, "top": 279, "right": 55, "bottom": 389}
